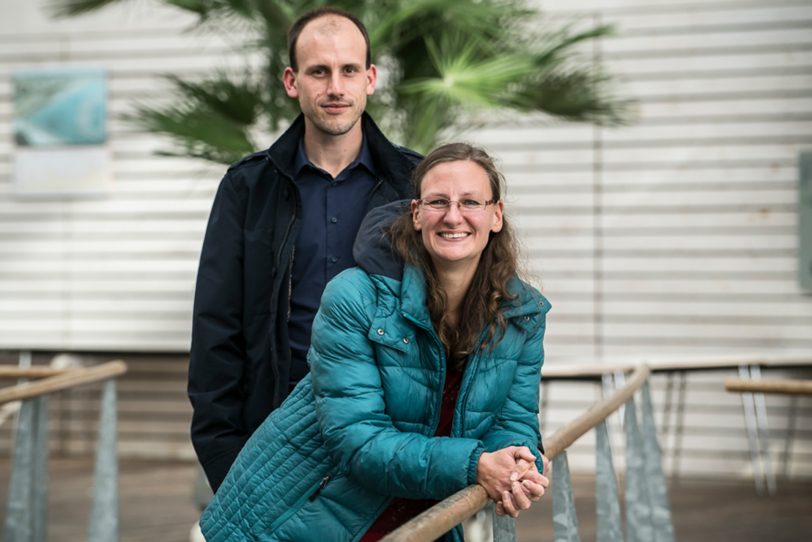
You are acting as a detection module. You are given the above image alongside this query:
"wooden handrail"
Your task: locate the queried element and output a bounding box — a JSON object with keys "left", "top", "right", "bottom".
{"left": 544, "top": 364, "right": 650, "bottom": 458}
{"left": 381, "top": 365, "right": 651, "bottom": 542}
{"left": 725, "top": 378, "right": 812, "bottom": 396}
{"left": 542, "top": 352, "right": 812, "bottom": 379}
{"left": 0, "top": 367, "right": 73, "bottom": 379}
{"left": 0, "top": 361, "right": 127, "bottom": 405}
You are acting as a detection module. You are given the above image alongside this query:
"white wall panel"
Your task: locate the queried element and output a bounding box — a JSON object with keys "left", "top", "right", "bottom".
{"left": 1, "top": 0, "right": 811, "bottom": 477}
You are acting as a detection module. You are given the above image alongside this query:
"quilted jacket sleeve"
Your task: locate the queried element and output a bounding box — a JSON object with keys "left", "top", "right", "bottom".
{"left": 480, "top": 304, "right": 549, "bottom": 472}
{"left": 308, "top": 269, "right": 485, "bottom": 500}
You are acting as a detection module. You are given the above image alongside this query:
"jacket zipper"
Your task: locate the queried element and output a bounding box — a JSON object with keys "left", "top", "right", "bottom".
{"left": 307, "top": 474, "right": 332, "bottom": 501}
{"left": 402, "top": 312, "right": 446, "bottom": 435}
{"left": 268, "top": 473, "right": 334, "bottom": 532}
{"left": 454, "top": 333, "right": 487, "bottom": 436}
{"left": 274, "top": 177, "right": 299, "bottom": 273}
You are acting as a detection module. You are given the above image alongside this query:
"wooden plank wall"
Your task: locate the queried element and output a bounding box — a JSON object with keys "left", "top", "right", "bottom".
{"left": 0, "top": 0, "right": 810, "bottom": 478}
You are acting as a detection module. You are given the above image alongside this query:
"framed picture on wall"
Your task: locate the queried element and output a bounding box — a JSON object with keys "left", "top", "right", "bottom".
{"left": 13, "top": 66, "right": 111, "bottom": 197}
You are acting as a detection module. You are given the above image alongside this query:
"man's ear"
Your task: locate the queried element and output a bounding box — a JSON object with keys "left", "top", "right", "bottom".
{"left": 283, "top": 67, "right": 298, "bottom": 99}
{"left": 366, "top": 64, "right": 378, "bottom": 97}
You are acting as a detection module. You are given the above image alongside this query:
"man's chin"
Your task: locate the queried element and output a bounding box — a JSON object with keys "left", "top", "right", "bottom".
{"left": 316, "top": 120, "right": 359, "bottom": 137}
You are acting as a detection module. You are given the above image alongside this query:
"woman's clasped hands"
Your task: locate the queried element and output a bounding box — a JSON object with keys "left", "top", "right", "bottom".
{"left": 476, "top": 446, "right": 551, "bottom": 518}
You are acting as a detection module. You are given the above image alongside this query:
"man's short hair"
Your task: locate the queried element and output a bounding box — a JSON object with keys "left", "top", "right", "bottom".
{"left": 287, "top": 7, "right": 372, "bottom": 71}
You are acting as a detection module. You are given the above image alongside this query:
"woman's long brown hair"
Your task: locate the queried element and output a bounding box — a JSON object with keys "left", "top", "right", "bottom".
{"left": 389, "top": 143, "right": 520, "bottom": 368}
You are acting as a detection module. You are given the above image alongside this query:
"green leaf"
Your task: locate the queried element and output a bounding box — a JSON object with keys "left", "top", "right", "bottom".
{"left": 50, "top": 0, "right": 634, "bottom": 163}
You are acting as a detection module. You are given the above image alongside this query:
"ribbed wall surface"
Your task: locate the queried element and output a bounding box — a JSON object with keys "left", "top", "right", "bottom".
{"left": 0, "top": 1, "right": 810, "bottom": 477}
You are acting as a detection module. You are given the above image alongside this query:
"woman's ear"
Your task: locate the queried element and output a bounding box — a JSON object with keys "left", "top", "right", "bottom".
{"left": 411, "top": 199, "right": 422, "bottom": 231}
{"left": 491, "top": 200, "right": 504, "bottom": 233}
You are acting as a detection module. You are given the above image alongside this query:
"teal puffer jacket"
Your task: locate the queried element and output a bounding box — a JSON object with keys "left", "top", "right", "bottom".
{"left": 200, "top": 262, "right": 550, "bottom": 541}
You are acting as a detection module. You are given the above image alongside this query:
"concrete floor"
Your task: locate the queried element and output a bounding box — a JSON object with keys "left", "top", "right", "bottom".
{"left": 1, "top": 457, "right": 810, "bottom": 541}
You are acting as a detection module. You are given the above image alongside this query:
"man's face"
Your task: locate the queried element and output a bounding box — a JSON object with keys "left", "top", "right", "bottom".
{"left": 283, "top": 15, "right": 377, "bottom": 139}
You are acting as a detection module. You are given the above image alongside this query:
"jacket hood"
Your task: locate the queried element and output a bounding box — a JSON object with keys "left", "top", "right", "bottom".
{"left": 352, "top": 199, "right": 411, "bottom": 281}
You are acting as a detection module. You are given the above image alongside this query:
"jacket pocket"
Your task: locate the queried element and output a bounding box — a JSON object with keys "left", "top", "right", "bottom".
{"left": 267, "top": 471, "right": 346, "bottom": 534}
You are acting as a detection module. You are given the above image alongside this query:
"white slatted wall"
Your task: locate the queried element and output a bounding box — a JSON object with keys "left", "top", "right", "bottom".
{"left": 0, "top": 2, "right": 226, "bottom": 351}
{"left": 468, "top": 0, "right": 812, "bottom": 476}
{"left": 0, "top": 1, "right": 810, "bottom": 477}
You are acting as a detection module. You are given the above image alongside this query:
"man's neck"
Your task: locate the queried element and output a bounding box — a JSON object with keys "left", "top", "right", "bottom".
{"left": 302, "top": 122, "right": 364, "bottom": 178}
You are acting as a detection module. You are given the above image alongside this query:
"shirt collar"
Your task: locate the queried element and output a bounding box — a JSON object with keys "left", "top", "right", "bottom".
{"left": 293, "top": 134, "right": 376, "bottom": 179}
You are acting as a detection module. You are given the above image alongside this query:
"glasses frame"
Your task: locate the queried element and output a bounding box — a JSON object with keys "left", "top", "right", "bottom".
{"left": 417, "top": 198, "right": 498, "bottom": 212}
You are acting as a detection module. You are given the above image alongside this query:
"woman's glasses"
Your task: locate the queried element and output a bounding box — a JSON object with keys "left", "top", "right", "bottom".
{"left": 418, "top": 198, "right": 497, "bottom": 212}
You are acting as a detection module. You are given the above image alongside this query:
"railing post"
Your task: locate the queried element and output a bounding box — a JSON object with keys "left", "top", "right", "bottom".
{"left": 492, "top": 502, "right": 516, "bottom": 542}
{"left": 87, "top": 379, "right": 119, "bottom": 542}
{"left": 3, "top": 396, "right": 49, "bottom": 542}
{"left": 552, "top": 451, "right": 581, "bottom": 542}
{"left": 595, "top": 421, "right": 621, "bottom": 542}
{"left": 624, "top": 395, "right": 653, "bottom": 542}
{"left": 640, "top": 382, "right": 674, "bottom": 541}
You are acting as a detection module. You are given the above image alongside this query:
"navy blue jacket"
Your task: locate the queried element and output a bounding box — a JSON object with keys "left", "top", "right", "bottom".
{"left": 189, "top": 113, "right": 420, "bottom": 491}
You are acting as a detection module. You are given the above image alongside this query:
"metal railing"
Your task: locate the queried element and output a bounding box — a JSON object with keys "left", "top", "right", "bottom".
{"left": 382, "top": 365, "right": 674, "bottom": 542}
{"left": 1, "top": 360, "right": 127, "bottom": 542}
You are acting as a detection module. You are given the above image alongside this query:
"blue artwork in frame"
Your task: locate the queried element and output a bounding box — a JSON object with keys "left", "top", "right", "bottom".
{"left": 13, "top": 67, "right": 107, "bottom": 147}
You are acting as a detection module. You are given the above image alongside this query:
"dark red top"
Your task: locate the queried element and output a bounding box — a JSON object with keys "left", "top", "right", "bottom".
{"left": 360, "top": 363, "right": 465, "bottom": 541}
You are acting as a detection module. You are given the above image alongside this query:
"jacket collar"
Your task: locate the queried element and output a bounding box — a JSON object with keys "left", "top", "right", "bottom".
{"left": 398, "top": 264, "right": 549, "bottom": 330}
{"left": 264, "top": 112, "right": 414, "bottom": 192}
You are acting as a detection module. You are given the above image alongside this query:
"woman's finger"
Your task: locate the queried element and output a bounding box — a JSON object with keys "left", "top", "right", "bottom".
{"left": 501, "top": 490, "right": 519, "bottom": 518}
{"left": 511, "top": 481, "right": 532, "bottom": 510}
{"left": 521, "top": 479, "right": 546, "bottom": 501}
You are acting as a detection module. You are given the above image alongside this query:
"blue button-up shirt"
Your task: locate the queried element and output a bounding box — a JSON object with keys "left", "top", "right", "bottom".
{"left": 288, "top": 137, "right": 378, "bottom": 387}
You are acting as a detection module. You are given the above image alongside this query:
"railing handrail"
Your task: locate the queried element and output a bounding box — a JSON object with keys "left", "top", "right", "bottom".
{"left": 544, "top": 364, "right": 650, "bottom": 458}
{"left": 381, "top": 365, "right": 651, "bottom": 542}
{"left": 0, "top": 361, "right": 127, "bottom": 405}
{"left": 725, "top": 377, "right": 812, "bottom": 396}
{"left": 543, "top": 352, "right": 812, "bottom": 379}
{"left": 0, "top": 366, "right": 72, "bottom": 380}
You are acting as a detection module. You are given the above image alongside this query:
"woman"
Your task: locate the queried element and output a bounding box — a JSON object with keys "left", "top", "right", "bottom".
{"left": 201, "top": 143, "right": 551, "bottom": 541}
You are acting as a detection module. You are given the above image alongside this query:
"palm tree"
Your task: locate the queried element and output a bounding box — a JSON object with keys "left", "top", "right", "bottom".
{"left": 51, "top": 0, "right": 630, "bottom": 163}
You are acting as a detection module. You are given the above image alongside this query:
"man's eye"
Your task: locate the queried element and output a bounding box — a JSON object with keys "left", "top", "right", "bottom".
{"left": 461, "top": 200, "right": 482, "bottom": 209}
{"left": 427, "top": 199, "right": 449, "bottom": 208}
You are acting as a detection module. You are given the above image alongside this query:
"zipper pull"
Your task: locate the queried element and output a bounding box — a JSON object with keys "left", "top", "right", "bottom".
{"left": 308, "top": 474, "right": 332, "bottom": 501}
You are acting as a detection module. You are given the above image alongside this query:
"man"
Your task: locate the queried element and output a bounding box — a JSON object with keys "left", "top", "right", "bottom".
{"left": 188, "top": 7, "right": 420, "bottom": 493}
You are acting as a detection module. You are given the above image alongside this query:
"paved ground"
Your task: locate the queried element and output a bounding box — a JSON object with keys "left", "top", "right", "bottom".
{"left": 1, "top": 457, "right": 810, "bottom": 541}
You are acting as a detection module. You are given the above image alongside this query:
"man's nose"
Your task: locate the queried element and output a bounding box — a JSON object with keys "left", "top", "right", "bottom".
{"left": 326, "top": 73, "right": 344, "bottom": 96}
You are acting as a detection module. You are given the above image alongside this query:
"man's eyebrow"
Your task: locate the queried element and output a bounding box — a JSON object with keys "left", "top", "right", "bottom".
{"left": 304, "top": 64, "right": 329, "bottom": 73}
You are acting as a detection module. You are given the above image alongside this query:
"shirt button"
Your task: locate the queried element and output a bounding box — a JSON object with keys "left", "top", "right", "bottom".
{"left": 330, "top": 256, "right": 338, "bottom": 263}
{"left": 377, "top": 328, "right": 385, "bottom": 336}
{"left": 402, "top": 337, "right": 410, "bottom": 344}
{"left": 330, "top": 216, "right": 338, "bottom": 224}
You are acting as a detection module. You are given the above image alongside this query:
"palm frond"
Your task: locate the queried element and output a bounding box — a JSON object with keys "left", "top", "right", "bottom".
{"left": 169, "top": 74, "right": 263, "bottom": 126}
{"left": 127, "top": 104, "right": 256, "bottom": 164}
{"left": 512, "top": 68, "right": 635, "bottom": 125}
{"left": 47, "top": 0, "right": 130, "bottom": 17}
{"left": 51, "top": 0, "right": 633, "bottom": 161}
{"left": 399, "top": 36, "right": 535, "bottom": 108}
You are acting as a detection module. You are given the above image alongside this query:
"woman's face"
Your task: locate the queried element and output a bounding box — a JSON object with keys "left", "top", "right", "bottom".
{"left": 411, "top": 159, "right": 503, "bottom": 272}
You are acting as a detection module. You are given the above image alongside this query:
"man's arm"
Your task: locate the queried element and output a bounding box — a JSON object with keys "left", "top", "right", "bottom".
{"left": 189, "top": 174, "right": 248, "bottom": 492}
